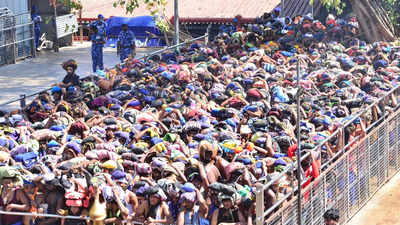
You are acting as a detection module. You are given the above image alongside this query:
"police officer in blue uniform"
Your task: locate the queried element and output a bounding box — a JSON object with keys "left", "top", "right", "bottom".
{"left": 89, "top": 14, "right": 107, "bottom": 37}
{"left": 117, "top": 24, "right": 136, "bottom": 63}
{"left": 89, "top": 14, "right": 107, "bottom": 72}
{"left": 31, "top": 5, "right": 42, "bottom": 51}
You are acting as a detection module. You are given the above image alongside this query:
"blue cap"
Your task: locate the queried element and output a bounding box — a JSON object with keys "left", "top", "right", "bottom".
{"left": 67, "top": 86, "right": 77, "bottom": 92}
{"left": 98, "top": 14, "right": 104, "bottom": 19}
{"left": 182, "top": 183, "right": 196, "bottom": 192}
{"left": 151, "top": 137, "right": 163, "bottom": 145}
{"left": 0, "top": 138, "right": 8, "bottom": 147}
{"left": 66, "top": 142, "right": 81, "bottom": 154}
{"left": 110, "top": 104, "right": 121, "bottom": 110}
{"left": 143, "top": 95, "right": 155, "bottom": 103}
{"left": 155, "top": 66, "right": 166, "bottom": 73}
{"left": 322, "top": 116, "right": 331, "bottom": 126}
{"left": 111, "top": 170, "right": 126, "bottom": 180}
{"left": 51, "top": 86, "right": 62, "bottom": 93}
{"left": 47, "top": 140, "right": 60, "bottom": 148}
{"left": 241, "top": 158, "right": 252, "bottom": 165}
{"left": 115, "top": 131, "right": 129, "bottom": 141}
{"left": 139, "top": 88, "right": 149, "bottom": 96}
{"left": 50, "top": 125, "right": 64, "bottom": 131}
{"left": 127, "top": 100, "right": 141, "bottom": 107}
{"left": 194, "top": 134, "right": 205, "bottom": 141}
{"left": 161, "top": 71, "right": 174, "bottom": 80}
{"left": 304, "top": 15, "right": 313, "bottom": 21}
{"left": 186, "top": 84, "right": 195, "bottom": 92}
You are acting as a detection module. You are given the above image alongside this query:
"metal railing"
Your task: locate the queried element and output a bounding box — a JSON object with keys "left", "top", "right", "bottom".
{"left": 0, "top": 8, "right": 35, "bottom": 66}
{"left": 255, "top": 84, "right": 400, "bottom": 225}
{"left": 0, "top": 29, "right": 210, "bottom": 109}
{"left": 0, "top": 210, "right": 144, "bottom": 224}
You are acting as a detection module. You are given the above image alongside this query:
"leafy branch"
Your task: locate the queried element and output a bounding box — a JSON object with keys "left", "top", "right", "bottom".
{"left": 310, "top": 0, "right": 346, "bottom": 14}
{"left": 113, "top": 0, "right": 168, "bottom": 15}
{"left": 113, "top": 0, "right": 170, "bottom": 31}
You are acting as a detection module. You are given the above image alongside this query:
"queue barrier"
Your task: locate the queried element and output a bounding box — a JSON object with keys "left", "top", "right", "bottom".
{"left": 255, "top": 84, "right": 400, "bottom": 225}
{"left": 0, "top": 210, "right": 144, "bottom": 224}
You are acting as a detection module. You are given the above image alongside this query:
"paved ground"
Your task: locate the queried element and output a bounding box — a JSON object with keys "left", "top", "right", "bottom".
{"left": 0, "top": 42, "right": 154, "bottom": 110}
{"left": 347, "top": 172, "right": 400, "bottom": 225}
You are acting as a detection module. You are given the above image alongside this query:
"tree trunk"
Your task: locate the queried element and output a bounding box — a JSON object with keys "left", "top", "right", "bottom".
{"left": 349, "top": 0, "right": 395, "bottom": 42}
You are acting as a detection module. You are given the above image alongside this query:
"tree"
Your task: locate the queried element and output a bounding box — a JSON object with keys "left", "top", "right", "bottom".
{"left": 310, "top": 0, "right": 396, "bottom": 42}
{"left": 49, "top": 0, "right": 83, "bottom": 10}
{"left": 113, "top": 0, "right": 168, "bottom": 15}
{"left": 310, "top": 0, "right": 346, "bottom": 14}
{"left": 113, "top": 0, "right": 170, "bottom": 32}
{"left": 381, "top": 0, "right": 400, "bottom": 35}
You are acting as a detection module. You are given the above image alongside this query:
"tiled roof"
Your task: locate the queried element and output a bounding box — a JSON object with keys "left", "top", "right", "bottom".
{"left": 81, "top": 0, "right": 281, "bottom": 20}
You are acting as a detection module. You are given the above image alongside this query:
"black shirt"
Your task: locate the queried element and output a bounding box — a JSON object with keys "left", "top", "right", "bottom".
{"left": 217, "top": 208, "right": 239, "bottom": 224}
{"left": 62, "top": 73, "right": 80, "bottom": 86}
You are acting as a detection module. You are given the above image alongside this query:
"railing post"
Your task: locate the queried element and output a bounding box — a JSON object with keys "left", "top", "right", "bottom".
{"left": 256, "top": 183, "right": 264, "bottom": 225}
{"left": 206, "top": 24, "right": 211, "bottom": 45}
{"left": 19, "top": 94, "right": 26, "bottom": 108}
{"left": 31, "top": 23, "right": 36, "bottom": 58}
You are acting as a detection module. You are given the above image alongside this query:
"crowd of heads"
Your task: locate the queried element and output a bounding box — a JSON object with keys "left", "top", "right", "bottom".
{"left": 0, "top": 9, "right": 399, "bottom": 225}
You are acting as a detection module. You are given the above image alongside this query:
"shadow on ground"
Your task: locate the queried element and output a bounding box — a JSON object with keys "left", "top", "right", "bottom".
{"left": 0, "top": 42, "right": 154, "bottom": 110}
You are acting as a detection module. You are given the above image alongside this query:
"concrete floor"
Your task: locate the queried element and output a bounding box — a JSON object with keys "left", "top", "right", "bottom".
{"left": 0, "top": 42, "right": 153, "bottom": 110}
{"left": 347, "top": 172, "right": 400, "bottom": 225}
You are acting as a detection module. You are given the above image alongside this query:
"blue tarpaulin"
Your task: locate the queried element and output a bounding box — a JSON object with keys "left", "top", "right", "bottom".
{"left": 105, "top": 16, "right": 166, "bottom": 48}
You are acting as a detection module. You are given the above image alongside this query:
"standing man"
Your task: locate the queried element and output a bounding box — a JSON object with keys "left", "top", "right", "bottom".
{"left": 271, "top": 7, "right": 281, "bottom": 19}
{"left": 31, "top": 5, "right": 42, "bottom": 51}
{"left": 89, "top": 14, "right": 107, "bottom": 72}
{"left": 117, "top": 24, "right": 136, "bottom": 63}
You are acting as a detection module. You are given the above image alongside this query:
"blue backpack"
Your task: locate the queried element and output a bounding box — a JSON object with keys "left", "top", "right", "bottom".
{"left": 14, "top": 152, "right": 38, "bottom": 169}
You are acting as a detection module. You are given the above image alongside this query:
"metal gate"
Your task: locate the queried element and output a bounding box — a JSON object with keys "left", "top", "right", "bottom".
{"left": 0, "top": 7, "right": 34, "bottom": 66}
{"left": 255, "top": 85, "right": 400, "bottom": 225}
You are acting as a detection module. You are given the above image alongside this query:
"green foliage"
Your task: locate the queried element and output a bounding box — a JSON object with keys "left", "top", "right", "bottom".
{"left": 154, "top": 17, "right": 169, "bottom": 32}
{"left": 310, "top": 0, "right": 400, "bottom": 33}
{"left": 309, "top": 0, "right": 346, "bottom": 14}
{"left": 381, "top": 0, "right": 400, "bottom": 34}
{"left": 53, "top": 0, "right": 83, "bottom": 10}
{"left": 113, "top": 0, "right": 167, "bottom": 14}
{"left": 113, "top": 0, "right": 170, "bottom": 31}
{"left": 70, "top": 0, "right": 83, "bottom": 10}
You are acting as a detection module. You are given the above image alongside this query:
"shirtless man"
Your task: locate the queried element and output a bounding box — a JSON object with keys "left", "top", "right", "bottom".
{"left": 124, "top": 189, "right": 138, "bottom": 219}
{"left": 131, "top": 187, "right": 149, "bottom": 224}
{"left": 37, "top": 179, "right": 64, "bottom": 225}
{"left": 198, "top": 141, "right": 221, "bottom": 188}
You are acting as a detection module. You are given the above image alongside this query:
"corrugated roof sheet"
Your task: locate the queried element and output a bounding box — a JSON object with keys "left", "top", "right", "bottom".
{"left": 81, "top": 0, "right": 281, "bottom": 20}
{"left": 280, "top": 0, "right": 322, "bottom": 18}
